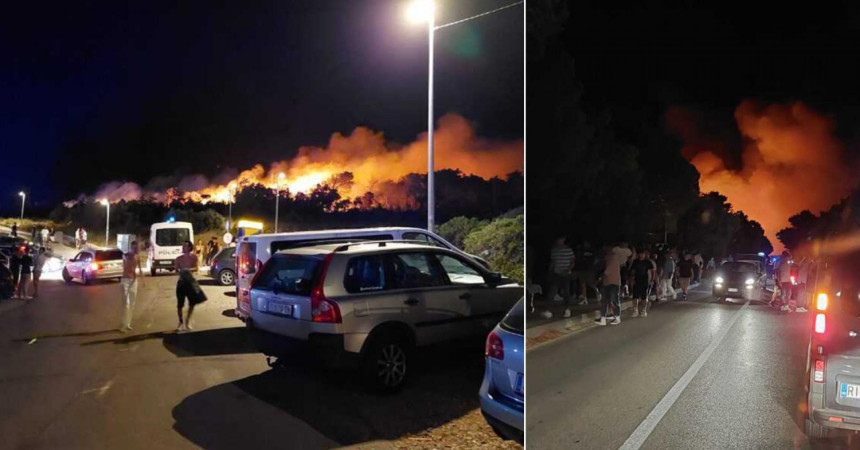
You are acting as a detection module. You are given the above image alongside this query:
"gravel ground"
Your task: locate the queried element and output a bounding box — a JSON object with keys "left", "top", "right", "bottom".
{"left": 391, "top": 409, "right": 522, "bottom": 450}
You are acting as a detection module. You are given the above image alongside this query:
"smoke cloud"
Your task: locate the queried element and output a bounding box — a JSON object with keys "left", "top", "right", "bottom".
{"left": 671, "top": 101, "right": 857, "bottom": 250}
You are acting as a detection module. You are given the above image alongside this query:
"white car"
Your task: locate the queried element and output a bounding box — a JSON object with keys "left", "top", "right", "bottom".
{"left": 62, "top": 249, "right": 124, "bottom": 284}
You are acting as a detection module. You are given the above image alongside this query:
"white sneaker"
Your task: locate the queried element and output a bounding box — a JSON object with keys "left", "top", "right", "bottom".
{"left": 186, "top": 322, "right": 194, "bottom": 330}
{"left": 563, "top": 308, "right": 571, "bottom": 318}
{"left": 578, "top": 298, "right": 588, "bottom": 305}
{"left": 595, "top": 317, "right": 607, "bottom": 326}
{"left": 780, "top": 305, "right": 790, "bottom": 312}
{"left": 540, "top": 310, "right": 553, "bottom": 319}
{"left": 553, "top": 294, "right": 564, "bottom": 302}
{"left": 796, "top": 307, "right": 808, "bottom": 313}
{"left": 631, "top": 309, "right": 639, "bottom": 318}
{"left": 177, "top": 324, "right": 186, "bottom": 332}
{"left": 642, "top": 310, "right": 648, "bottom": 317}
{"left": 611, "top": 317, "right": 621, "bottom": 325}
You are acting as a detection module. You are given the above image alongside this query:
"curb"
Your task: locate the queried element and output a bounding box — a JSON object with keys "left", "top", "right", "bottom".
{"left": 526, "top": 283, "right": 701, "bottom": 349}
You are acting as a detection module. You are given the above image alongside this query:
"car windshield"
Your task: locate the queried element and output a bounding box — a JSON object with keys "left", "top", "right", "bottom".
{"left": 252, "top": 255, "right": 322, "bottom": 296}
{"left": 95, "top": 250, "right": 124, "bottom": 261}
{"left": 501, "top": 298, "right": 524, "bottom": 335}
{"left": 721, "top": 262, "right": 757, "bottom": 273}
{"left": 155, "top": 228, "right": 190, "bottom": 246}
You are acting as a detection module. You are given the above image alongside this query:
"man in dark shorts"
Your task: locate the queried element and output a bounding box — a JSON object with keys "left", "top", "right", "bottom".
{"left": 17, "top": 248, "right": 33, "bottom": 300}
{"left": 630, "top": 249, "right": 654, "bottom": 317}
{"left": 175, "top": 241, "right": 201, "bottom": 331}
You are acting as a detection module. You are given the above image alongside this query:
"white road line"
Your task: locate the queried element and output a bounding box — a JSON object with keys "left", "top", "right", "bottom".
{"left": 80, "top": 380, "right": 114, "bottom": 398}
{"left": 618, "top": 299, "right": 750, "bottom": 450}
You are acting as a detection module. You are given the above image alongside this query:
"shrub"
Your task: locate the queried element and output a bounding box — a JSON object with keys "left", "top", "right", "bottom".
{"left": 464, "top": 214, "right": 524, "bottom": 283}
{"left": 437, "top": 216, "right": 488, "bottom": 249}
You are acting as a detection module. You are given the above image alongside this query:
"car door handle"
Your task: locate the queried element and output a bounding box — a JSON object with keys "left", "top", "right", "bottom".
{"left": 459, "top": 293, "right": 472, "bottom": 300}
{"left": 404, "top": 298, "right": 419, "bottom": 306}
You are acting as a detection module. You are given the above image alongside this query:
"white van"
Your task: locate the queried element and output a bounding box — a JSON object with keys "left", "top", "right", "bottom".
{"left": 234, "top": 227, "right": 489, "bottom": 320}
{"left": 148, "top": 221, "right": 194, "bottom": 276}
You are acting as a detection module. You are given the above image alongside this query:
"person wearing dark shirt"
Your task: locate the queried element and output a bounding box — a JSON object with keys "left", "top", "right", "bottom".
{"left": 677, "top": 253, "right": 695, "bottom": 300}
{"left": 630, "top": 250, "right": 655, "bottom": 317}
{"left": 9, "top": 250, "right": 21, "bottom": 297}
{"left": 17, "top": 249, "right": 33, "bottom": 299}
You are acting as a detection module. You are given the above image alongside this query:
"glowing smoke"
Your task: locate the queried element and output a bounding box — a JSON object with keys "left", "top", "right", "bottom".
{"left": 73, "top": 113, "right": 523, "bottom": 208}
{"left": 670, "top": 101, "right": 858, "bottom": 251}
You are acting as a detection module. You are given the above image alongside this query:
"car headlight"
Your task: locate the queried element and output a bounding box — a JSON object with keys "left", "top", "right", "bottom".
{"left": 715, "top": 276, "right": 724, "bottom": 284}
{"left": 745, "top": 278, "right": 754, "bottom": 285}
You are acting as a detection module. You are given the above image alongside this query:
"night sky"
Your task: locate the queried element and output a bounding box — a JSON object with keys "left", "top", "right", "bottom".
{"left": 562, "top": 1, "right": 860, "bottom": 154}
{"left": 0, "top": 0, "right": 523, "bottom": 215}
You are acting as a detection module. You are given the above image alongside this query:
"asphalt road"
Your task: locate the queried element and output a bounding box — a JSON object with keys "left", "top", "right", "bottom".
{"left": 526, "top": 283, "right": 860, "bottom": 449}
{"left": 0, "top": 272, "right": 504, "bottom": 449}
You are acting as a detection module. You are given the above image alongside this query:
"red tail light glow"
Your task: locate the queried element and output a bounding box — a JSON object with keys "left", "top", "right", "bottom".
{"left": 311, "top": 254, "right": 341, "bottom": 323}
{"left": 486, "top": 330, "right": 504, "bottom": 360}
{"left": 790, "top": 275, "right": 797, "bottom": 285}
{"left": 814, "top": 313, "right": 826, "bottom": 334}
{"left": 814, "top": 359, "right": 825, "bottom": 382}
{"left": 816, "top": 293, "right": 828, "bottom": 311}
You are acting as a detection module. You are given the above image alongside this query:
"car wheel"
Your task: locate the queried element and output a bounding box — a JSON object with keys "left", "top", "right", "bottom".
{"left": 150, "top": 267, "right": 157, "bottom": 277}
{"left": 219, "top": 269, "right": 235, "bottom": 286}
{"left": 805, "top": 417, "right": 829, "bottom": 440}
{"left": 62, "top": 268, "right": 72, "bottom": 283}
{"left": 362, "top": 334, "right": 411, "bottom": 393}
{"left": 81, "top": 270, "right": 90, "bottom": 285}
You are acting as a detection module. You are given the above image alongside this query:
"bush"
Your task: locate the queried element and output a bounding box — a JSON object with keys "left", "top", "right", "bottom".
{"left": 437, "top": 216, "right": 488, "bottom": 249}
{"left": 464, "top": 214, "right": 524, "bottom": 283}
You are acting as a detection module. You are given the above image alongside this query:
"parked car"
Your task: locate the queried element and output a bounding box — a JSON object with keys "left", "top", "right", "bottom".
{"left": 712, "top": 261, "right": 766, "bottom": 302}
{"left": 805, "top": 253, "right": 860, "bottom": 439}
{"left": 480, "top": 298, "right": 524, "bottom": 443}
{"left": 62, "top": 249, "right": 124, "bottom": 284}
{"left": 246, "top": 241, "right": 521, "bottom": 391}
{"left": 207, "top": 246, "right": 237, "bottom": 286}
{"left": 235, "top": 227, "right": 492, "bottom": 321}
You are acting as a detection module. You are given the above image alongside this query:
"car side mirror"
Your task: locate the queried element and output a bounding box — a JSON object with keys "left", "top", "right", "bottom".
{"left": 484, "top": 272, "right": 502, "bottom": 286}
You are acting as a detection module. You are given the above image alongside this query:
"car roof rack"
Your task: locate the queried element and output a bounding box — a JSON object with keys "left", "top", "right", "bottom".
{"left": 332, "top": 239, "right": 440, "bottom": 252}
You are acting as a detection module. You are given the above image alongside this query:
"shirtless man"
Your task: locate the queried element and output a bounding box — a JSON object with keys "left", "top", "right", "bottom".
{"left": 174, "top": 241, "right": 199, "bottom": 331}
{"left": 119, "top": 241, "right": 144, "bottom": 332}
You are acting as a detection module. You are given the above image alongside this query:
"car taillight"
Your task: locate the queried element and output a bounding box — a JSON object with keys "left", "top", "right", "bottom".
{"left": 816, "top": 293, "right": 828, "bottom": 311}
{"left": 814, "top": 313, "right": 826, "bottom": 334}
{"left": 814, "top": 359, "right": 825, "bottom": 383}
{"left": 790, "top": 275, "right": 797, "bottom": 285}
{"left": 311, "top": 254, "right": 341, "bottom": 323}
{"left": 90, "top": 263, "right": 100, "bottom": 271}
{"left": 486, "top": 330, "right": 504, "bottom": 360}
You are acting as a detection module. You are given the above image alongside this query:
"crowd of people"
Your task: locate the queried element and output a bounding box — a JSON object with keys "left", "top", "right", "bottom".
{"left": 1, "top": 245, "right": 48, "bottom": 300}
{"left": 771, "top": 250, "right": 814, "bottom": 314}
{"left": 546, "top": 238, "right": 708, "bottom": 324}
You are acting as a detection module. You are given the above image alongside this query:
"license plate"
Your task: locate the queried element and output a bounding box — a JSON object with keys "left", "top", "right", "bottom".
{"left": 728, "top": 288, "right": 738, "bottom": 293}
{"left": 840, "top": 382, "right": 860, "bottom": 399}
{"left": 266, "top": 302, "right": 292, "bottom": 317}
{"left": 514, "top": 373, "right": 523, "bottom": 395}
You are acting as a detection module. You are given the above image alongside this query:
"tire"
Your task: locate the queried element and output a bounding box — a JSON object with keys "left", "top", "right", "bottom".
{"left": 362, "top": 333, "right": 411, "bottom": 393}
{"left": 62, "top": 268, "right": 72, "bottom": 283}
{"left": 218, "top": 269, "right": 236, "bottom": 286}
{"left": 151, "top": 267, "right": 157, "bottom": 277}
{"left": 805, "top": 417, "right": 829, "bottom": 440}
{"left": 81, "top": 270, "right": 90, "bottom": 285}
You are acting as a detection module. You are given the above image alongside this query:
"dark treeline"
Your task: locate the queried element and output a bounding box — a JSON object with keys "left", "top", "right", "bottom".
{"left": 526, "top": 0, "right": 771, "bottom": 281}
{"left": 48, "top": 170, "right": 523, "bottom": 238}
{"left": 777, "top": 185, "right": 860, "bottom": 251}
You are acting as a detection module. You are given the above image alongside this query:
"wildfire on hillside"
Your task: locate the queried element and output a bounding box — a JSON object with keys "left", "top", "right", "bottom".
{"left": 68, "top": 113, "right": 523, "bottom": 210}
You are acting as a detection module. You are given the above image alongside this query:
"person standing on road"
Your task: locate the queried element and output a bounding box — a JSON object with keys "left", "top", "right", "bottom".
{"left": 774, "top": 251, "right": 793, "bottom": 310}
{"left": 40, "top": 228, "right": 49, "bottom": 247}
{"left": 80, "top": 228, "right": 88, "bottom": 248}
{"left": 677, "top": 252, "right": 694, "bottom": 300}
{"left": 195, "top": 240, "right": 204, "bottom": 267}
{"left": 597, "top": 244, "right": 625, "bottom": 325}
{"left": 17, "top": 248, "right": 33, "bottom": 300}
{"left": 795, "top": 257, "right": 811, "bottom": 313}
{"left": 547, "top": 236, "right": 575, "bottom": 317}
{"left": 692, "top": 251, "right": 703, "bottom": 283}
{"left": 31, "top": 247, "right": 46, "bottom": 298}
{"left": 9, "top": 248, "right": 21, "bottom": 298}
{"left": 119, "top": 241, "right": 144, "bottom": 333}
{"left": 11, "top": 223, "right": 17, "bottom": 238}
{"left": 175, "top": 241, "right": 203, "bottom": 331}
{"left": 629, "top": 249, "right": 654, "bottom": 318}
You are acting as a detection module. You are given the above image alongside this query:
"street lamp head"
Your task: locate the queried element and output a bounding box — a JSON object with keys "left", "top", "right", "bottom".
{"left": 406, "top": 0, "right": 434, "bottom": 24}
{"left": 18, "top": 192, "right": 24, "bottom": 197}
{"left": 99, "top": 199, "right": 109, "bottom": 206}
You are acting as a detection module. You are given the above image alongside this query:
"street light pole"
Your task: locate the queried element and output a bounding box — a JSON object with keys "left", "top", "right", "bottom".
{"left": 426, "top": 10, "right": 435, "bottom": 233}
{"left": 275, "top": 173, "right": 285, "bottom": 233}
{"left": 228, "top": 183, "right": 236, "bottom": 232}
{"left": 100, "top": 199, "right": 110, "bottom": 247}
{"left": 18, "top": 192, "right": 25, "bottom": 220}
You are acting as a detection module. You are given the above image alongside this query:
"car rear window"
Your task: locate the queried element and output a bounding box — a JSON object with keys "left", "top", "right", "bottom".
{"left": 252, "top": 255, "right": 322, "bottom": 296}
{"left": 238, "top": 242, "right": 257, "bottom": 274}
{"left": 501, "top": 299, "right": 524, "bottom": 335}
{"left": 96, "top": 250, "right": 124, "bottom": 261}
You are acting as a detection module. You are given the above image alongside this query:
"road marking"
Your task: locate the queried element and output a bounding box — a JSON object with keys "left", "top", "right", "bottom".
{"left": 28, "top": 338, "right": 37, "bottom": 345}
{"left": 618, "top": 299, "right": 750, "bottom": 450}
{"left": 80, "top": 380, "right": 114, "bottom": 398}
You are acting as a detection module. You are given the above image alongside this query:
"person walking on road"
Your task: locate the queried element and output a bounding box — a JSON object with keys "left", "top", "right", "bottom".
{"left": 11, "top": 223, "right": 17, "bottom": 238}
{"left": 75, "top": 227, "right": 82, "bottom": 249}
{"left": 795, "top": 257, "right": 811, "bottom": 313}
{"left": 40, "top": 228, "right": 49, "bottom": 247}
{"left": 119, "top": 241, "right": 144, "bottom": 333}
{"left": 195, "top": 240, "right": 205, "bottom": 267}
{"left": 774, "top": 251, "right": 793, "bottom": 310}
{"left": 31, "top": 247, "right": 46, "bottom": 298}
{"left": 9, "top": 248, "right": 21, "bottom": 298}
{"left": 175, "top": 241, "right": 205, "bottom": 331}
{"left": 677, "top": 252, "right": 694, "bottom": 300}
{"left": 693, "top": 251, "right": 703, "bottom": 283}
{"left": 596, "top": 244, "right": 625, "bottom": 325}
{"left": 80, "top": 228, "right": 88, "bottom": 248}
{"left": 573, "top": 242, "right": 599, "bottom": 305}
{"left": 547, "top": 237, "right": 575, "bottom": 317}
{"left": 630, "top": 249, "right": 654, "bottom": 317}
{"left": 17, "top": 248, "right": 33, "bottom": 300}
{"left": 659, "top": 251, "right": 677, "bottom": 301}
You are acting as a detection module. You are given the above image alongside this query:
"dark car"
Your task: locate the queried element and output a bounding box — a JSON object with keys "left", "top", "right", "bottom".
{"left": 712, "top": 261, "right": 766, "bottom": 302}
{"left": 805, "top": 253, "right": 860, "bottom": 439}
{"left": 207, "top": 247, "right": 236, "bottom": 286}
